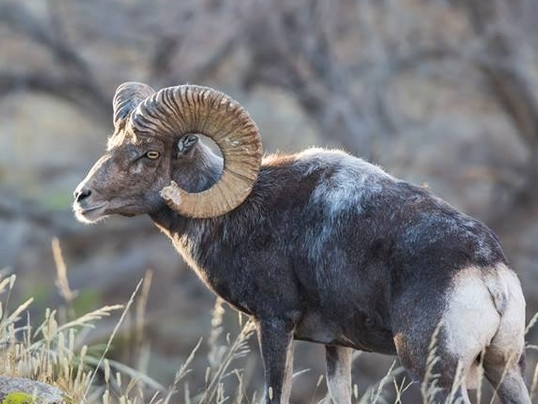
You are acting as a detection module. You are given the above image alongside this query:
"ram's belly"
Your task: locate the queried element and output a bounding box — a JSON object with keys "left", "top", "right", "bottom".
{"left": 294, "top": 310, "right": 396, "bottom": 354}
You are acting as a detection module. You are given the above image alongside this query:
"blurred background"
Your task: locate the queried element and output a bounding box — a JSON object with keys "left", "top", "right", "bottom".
{"left": 1, "top": 0, "right": 538, "bottom": 402}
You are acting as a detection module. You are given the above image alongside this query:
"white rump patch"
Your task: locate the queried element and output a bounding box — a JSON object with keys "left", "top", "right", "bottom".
{"left": 482, "top": 263, "right": 526, "bottom": 367}
{"left": 443, "top": 267, "right": 500, "bottom": 364}
{"left": 442, "top": 264, "right": 526, "bottom": 389}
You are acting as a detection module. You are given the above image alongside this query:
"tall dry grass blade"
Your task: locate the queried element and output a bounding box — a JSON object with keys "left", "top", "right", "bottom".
{"left": 135, "top": 269, "right": 153, "bottom": 358}
{"left": 6, "top": 297, "right": 34, "bottom": 326}
{"left": 0, "top": 275, "right": 19, "bottom": 324}
{"left": 85, "top": 356, "right": 164, "bottom": 391}
{"left": 530, "top": 359, "right": 538, "bottom": 400}
{"left": 292, "top": 368, "right": 310, "bottom": 380}
{"left": 199, "top": 320, "right": 256, "bottom": 404}
{"left": 83, "top": 278, "right": 144, "bottom": 401}
{"left": 488, "top": 352, "right": 517, "bottom": 404}
{"left": 56, "top": 304, "right": 123, "bottom": 333}
{"left": 208, "top": 298, "right": 225, "bottom": 367}
{"left": 356, "top": 360, "right": 403, "bottom": 404}
{"left": 446, "top": 360, "right": 465, "bottom": 404}
{"left": 525, "top": 311, "right": 538, "bottom": 336}
{"left": 148, "top": 390, "right": 163, "bottom": 404}
{"left": 369, "top": 361, "right": 402, "bottom": 404}
{"left": 0, "top": 276, "right": 14, "bottom": 296}
{"left": 393, "top": 376, "right": 413, "bottom": 404}
{"left": 420, "top": 321, "right": 443, "bottom": 403}
{"left": 231, "top": 368, "right": 249, "bottom": 404}
{"left": 52, "top": 237, "right": 78, "bottom": 305}
{"left": 162, "top": 337, "right": 203, "bottom": 403}
{"left": 309, "top": 374, "right": 324, "bottom": 404}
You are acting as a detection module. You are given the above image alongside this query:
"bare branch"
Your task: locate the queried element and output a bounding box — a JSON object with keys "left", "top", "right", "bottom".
{"left": 0, "top": 72, "right": 109, "bottom": 120}
{"left": 0, "top": 2, "right": 109, "bottom": 119}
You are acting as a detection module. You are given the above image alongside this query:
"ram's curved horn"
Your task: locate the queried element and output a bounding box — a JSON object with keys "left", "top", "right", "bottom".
{"left": 131, "top": 85, "right": 263, "bottom": 218}
{"left": 112, "top": 82, "right": 156, "bottom": 131}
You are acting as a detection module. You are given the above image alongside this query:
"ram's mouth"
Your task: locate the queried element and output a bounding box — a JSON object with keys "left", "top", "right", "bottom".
{"left": 73, "top": 202, "right": 108, "bottom": 223}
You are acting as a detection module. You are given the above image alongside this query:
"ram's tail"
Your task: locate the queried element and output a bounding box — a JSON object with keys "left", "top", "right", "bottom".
{"left": 482, "top": 264, "right": 511, "bottom": 316}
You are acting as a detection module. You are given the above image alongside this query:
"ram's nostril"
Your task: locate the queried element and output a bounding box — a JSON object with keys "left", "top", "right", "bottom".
{"left": 75, "top": 188, "right": 92, "bottom": 202}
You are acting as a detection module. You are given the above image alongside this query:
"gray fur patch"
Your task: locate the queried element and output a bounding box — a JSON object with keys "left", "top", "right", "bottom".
{"left": 300, "top": 148, "right": 392, "bottom": 216}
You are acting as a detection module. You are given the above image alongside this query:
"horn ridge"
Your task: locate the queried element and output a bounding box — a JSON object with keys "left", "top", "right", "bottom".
{"left": 133, "top": 84, "right": 262, "bottom": 218}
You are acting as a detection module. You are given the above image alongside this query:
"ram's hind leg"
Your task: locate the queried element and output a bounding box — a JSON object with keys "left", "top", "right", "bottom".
{"left": 391, "top": 287, "right": 474, "bottom": 403}
{"left": 325, "top": 345, "right": 352, "bottom": 404}
{"left": 393, "top": 328, "right": 471, "bottom": 404}
{"left": 483, "top": 360, "right": 530, "bottom": 404}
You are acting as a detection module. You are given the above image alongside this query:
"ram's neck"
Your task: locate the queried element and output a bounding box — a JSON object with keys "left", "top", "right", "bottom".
{"left": 150, "top": 202, "right": 223, "bottom": 295}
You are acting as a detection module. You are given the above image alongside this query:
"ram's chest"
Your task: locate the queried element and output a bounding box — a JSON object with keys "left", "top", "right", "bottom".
{"left": 170, "top": 233, "right": 251, "bottom": 310}
{"left": 172, "top": 235, "right": 212, "bottom": 280}
{"left": 171, "top": 233, "right": 198, "bottom": 268}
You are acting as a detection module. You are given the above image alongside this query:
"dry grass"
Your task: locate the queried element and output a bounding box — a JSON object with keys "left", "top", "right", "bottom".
{"left": 0, "top": 271, "right": 257, "bottom": 403}
{"left": 2, "top": 240, "right": 538, "bottom": 403}
{"left": 0, "top": 240, "right": 257, "bottom": 403}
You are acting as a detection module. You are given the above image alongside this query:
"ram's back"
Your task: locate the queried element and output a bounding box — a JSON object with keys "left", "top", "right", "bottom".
{"left": 253, "top": 147, "right": 508, "bottom": 317}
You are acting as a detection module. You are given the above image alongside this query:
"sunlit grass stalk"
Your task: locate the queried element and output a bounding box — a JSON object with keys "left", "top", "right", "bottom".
{"left": 420, "top": 322, "right": 443, "bottom": 403}
{"left": 52, "top": 237, "right": 78, "bottom": 308}
{"left": 359, "top": 360, "right": 402, "bottom": 404}
{"left": 446, "top": 360, "right": 465, "bottom": 404}
{"left": 82, "top": 278, "right": 144, "bottom": 401}
{"left": 135, "top": 270, "right": 153, "bottom": 364}
{"left": 393, "top": 376, "right": 413, "bottom": 404}
{"left": 488, "top": 352, "right": 519, "bottom": 404}
{"left": 157, "top": 337, "right": 203, "bottom": 403}
{"left": 199, "top": 319, "right": 256, "bottom": 404}
{"left": 530, "top": 360, "right": 538, "bottom": 401}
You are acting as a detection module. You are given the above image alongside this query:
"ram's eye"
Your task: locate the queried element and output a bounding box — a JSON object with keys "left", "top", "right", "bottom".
{"left": 146, "top": 151, "right": 160, "bottom": 160}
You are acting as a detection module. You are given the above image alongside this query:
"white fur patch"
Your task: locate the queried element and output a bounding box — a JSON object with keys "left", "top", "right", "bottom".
{"left": 298, "top": 148, "right": 391, "bottom": 215}
{"left": 444, "top": 267, "right": 500, "bottom": 356}
{"left": 442, "top": 264, "right": 526, "bottom": 389}
{"left": 483, "top": 263, "right": 526, "bottom": 367}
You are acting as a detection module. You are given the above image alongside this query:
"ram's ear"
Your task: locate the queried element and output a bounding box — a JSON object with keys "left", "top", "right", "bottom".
{"left": 176, "top": 134, "right": 199, "bottom": 157}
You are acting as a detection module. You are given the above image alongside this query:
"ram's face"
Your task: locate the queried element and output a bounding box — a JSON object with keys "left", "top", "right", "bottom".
{"left": 73, "top": 82, "right": 262, "bottom": 223}
{"left": 73, "top": 137, "right": 170, "bottom": 223}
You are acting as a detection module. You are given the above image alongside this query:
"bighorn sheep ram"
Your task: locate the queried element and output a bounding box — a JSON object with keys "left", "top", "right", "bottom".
{"left": 73, "top": 83, "right": 530, "bottom": 404}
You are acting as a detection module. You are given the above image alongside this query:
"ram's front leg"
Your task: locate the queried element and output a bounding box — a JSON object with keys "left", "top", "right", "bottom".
{"left": 257, "top": 319, "right": 295, "bottom": 404}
